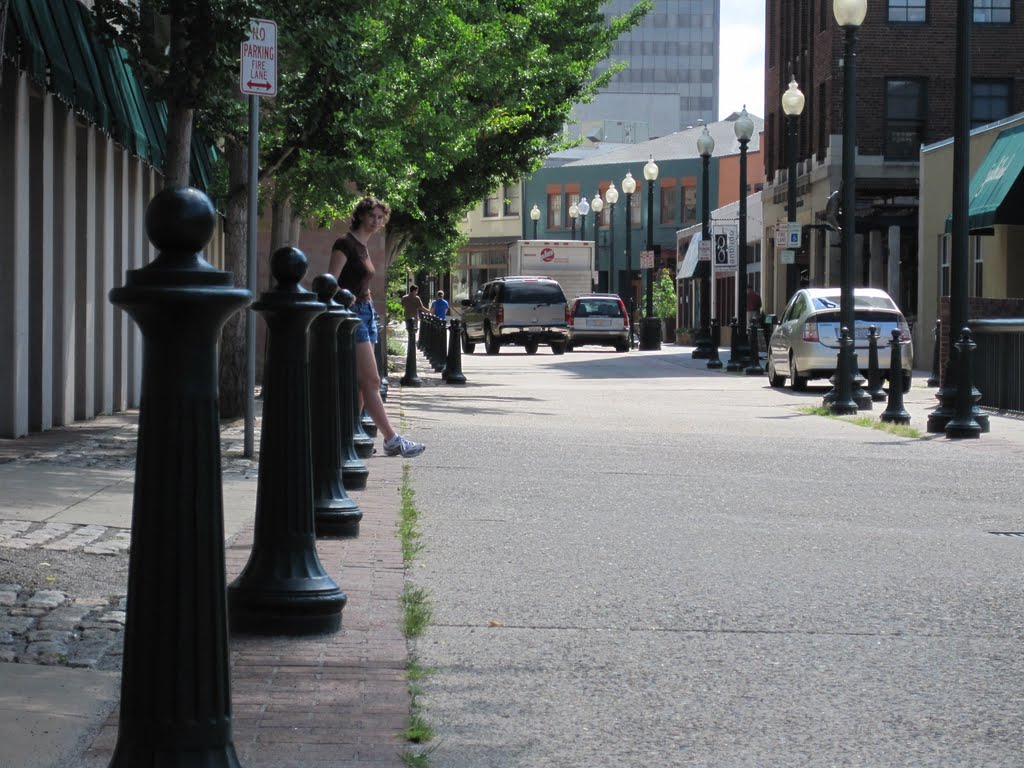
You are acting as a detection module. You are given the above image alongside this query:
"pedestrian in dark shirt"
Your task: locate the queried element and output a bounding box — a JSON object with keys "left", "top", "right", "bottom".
{"left": 329, "top": 198, "right": 425, "bottom": 458}
{"left": 401, "top": 286, "right": 428, "bottom": 331}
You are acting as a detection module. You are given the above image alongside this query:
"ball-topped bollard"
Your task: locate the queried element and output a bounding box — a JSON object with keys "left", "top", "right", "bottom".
{"left": 228, "top": 247, "right": 346, "bottom": 635}
{"left": 108, "top": 187, "right": 251, "bottom": 767}
{"left": 334, "top": 288, "right": 370, "bottom": 490}
{"left": 310, "top": 274, "right": 362, "bottom": 537}
{"left": 880, "top": 328, "right": 912, "bottom": 425}
{"left": 334, "top": 289, "right": 375, "bottom": 459}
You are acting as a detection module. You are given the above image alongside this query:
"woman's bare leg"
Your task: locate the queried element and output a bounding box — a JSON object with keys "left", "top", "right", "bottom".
{"left": 355, "top": 340, "right": 396, "bottom": 442}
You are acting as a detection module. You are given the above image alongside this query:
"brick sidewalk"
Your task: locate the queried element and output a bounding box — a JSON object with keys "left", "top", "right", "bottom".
{"left": 78, "top": 395, "right": 412, "bottom": 767}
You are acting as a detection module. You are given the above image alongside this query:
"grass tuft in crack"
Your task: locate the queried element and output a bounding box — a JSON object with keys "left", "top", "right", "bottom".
{"left": 800, "top": 405, "right": 922, "bottom": 438}
{"left": 398, "top": 464, "right": 439, "bottom": 766}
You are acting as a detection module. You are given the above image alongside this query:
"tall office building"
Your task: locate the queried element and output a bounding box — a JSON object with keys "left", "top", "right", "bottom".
{"left": 572, "top": 0, "right": 720, "bottom": 140}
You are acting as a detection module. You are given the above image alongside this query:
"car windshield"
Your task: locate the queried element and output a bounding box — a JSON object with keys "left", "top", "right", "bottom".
{"left": 504, "top": 282, "right": 565, "bottom": 303}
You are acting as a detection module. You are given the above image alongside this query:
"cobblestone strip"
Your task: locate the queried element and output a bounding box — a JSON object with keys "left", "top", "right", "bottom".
{"left": 0, "top": 520, "right": 32, "bottom": 544}
{"left": 4, "top": 522, "right": 74, "bottom": 549}
{"left": 0, "top": 585, "right": 125, "bottom": 668}
{"left": 0, "top": 521, "right": 130, "bottom": 554}
{"left": 43, "top": 524, "right": 107, "bottom": 551}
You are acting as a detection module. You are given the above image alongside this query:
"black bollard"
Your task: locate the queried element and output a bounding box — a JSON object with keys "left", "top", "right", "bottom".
{"left": 865, "top": 325, "right": 886, "bottom": 401}
{"left": 443, "top": 319, "right": 468, "bottom": 385}
{"left": 707, "top": 318, "right": 723, "bottom": 369}
{"left": 880, "top": 329, "right": 911, "bottom": 425}
{"left": 107, "top": 187, "right": 250, "bottom": 766}
{"left": 335, "top": 289, "right": 369, "bottom": 491}
{"left": 310, "top": 274, "right": 362, "bottom": 538}
{"left": 228, "top": 247, "right": 346, "bottom": 636}
{"left": 376, "top": 320, "right": 389, "bottom": 401}
{"left": 945, "top": 327, "right": 982, "bottom": 439}
{"left": 926, "top": 319, "right": 940, "bottom": 387}
{"left": 745, "top": 317, "right": 764, "bottom": 375}
{"left": 401, "top": 318, "right": 422, "bottom": 387}
{"left": 334, "top": 290, "right": 375, "bottom": 459}
{"left": 726, "top": 317, "right": 743, "bottom": 372}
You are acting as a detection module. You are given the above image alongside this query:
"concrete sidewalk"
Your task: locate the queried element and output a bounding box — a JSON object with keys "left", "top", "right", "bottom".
{"left": 0, "top": 389, "right": 413, "bottom": 768}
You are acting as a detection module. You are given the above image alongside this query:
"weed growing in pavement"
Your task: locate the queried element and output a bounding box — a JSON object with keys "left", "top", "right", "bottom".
{"left": 401, "top": 583, "right": 432, "bottom": 638}
{"left": 398, "top": 466, "right": 438, "bottom": 767}
{"left": 800, "top": 406, "right": 922, "bottom": 438}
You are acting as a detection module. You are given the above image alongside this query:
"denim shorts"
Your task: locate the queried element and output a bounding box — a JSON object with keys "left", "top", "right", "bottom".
{"left": 352, "top": 300, "right": 379, "bottom": 345}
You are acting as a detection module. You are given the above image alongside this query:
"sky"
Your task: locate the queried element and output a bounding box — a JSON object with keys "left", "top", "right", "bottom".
{"left": 718, "top": 0, "right": 766, "bottom": 120}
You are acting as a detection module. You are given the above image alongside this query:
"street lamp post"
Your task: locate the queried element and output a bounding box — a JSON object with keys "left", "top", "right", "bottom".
{"left": 826, "top": 0, "right": 867, "bottom": 415}
{"left": 605, "top": 182, "right": 619, "bottom": 295}
{"left": 640, "top": 156, "right": 662, "bottom": 350}
{"left": 591, "top": 193, "right": 603, "bottom": 292}
{"left": 569, "top": 201, "right": 579, "bottom": 240}
{"left": 577, "top": 196, "right": 590, "bottom": 241}
{"left": 693, "top": 126, "right": 715, "bottom": 359}
{"left": 929, "top": 0, "right": 987, "bottom": 437}
{"left": 530, "top": 204, "right": 540, "bottom": 239}
{"left": 622, "top": 172, "right": 636, "bottom": 311}
{"left": 782, "top": 77, "right": 805, "bottom": 301}
{"left": 733, "top": 108, "right": 759, "bottom": 374}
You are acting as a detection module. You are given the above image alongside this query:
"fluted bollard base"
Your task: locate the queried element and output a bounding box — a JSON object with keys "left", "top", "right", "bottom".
{"left": 316, "top": 497, "right": 362, "bottom": 538}
{"left": 229, "top": 579, "right": 346, "bottom": 636}
{"left": 880, "top": 329, "right": 911, "bottom": 425}
{"left": 443, "top": 319, "right": 467, "bottom": 385}
{"left": 744, "top": 319, "right": 763, "bottom": 375}
{"left": 946, "top": 328, "right": 982, "bottom": 439}
{"left": 228, "top": 247, "right": 346, "bottom": 638}
{"left": 706, "top": 319, "right": 723, "bottom": 369}
{"left": 341, "top": 459, "right": 369, "bottom": 491}
{"left": 107, "top": 187, "right": 251, "bottom": 768}
{"left": 402, "top": 324, "right": 422, "bottom": 386}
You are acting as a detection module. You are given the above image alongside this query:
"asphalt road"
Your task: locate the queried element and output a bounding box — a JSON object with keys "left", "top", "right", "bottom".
{"left": 402, "top": 344, "right": 1024, "bottom": 768}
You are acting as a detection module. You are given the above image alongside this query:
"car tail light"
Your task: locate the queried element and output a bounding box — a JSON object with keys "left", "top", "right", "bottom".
{"left": 899, "top": 319, "right": 911, "bottom": 341}
{"left": 802, "top": 320, "right": 819, "bottom": 342}
{"left": 618, "top": 299, "right": 629, "bottom": 327}
{"left": 496, "top": 305, "right": 504, "bottom": 324}
{"left": 567, "top": 304, "right": 574, "bottom": 325}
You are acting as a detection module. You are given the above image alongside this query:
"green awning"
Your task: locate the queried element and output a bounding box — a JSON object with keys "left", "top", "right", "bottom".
{"left": 946, "top": 123, "right": 1024, "bottom": 232}
{"left": 3, "top": 0, "right": 217, "bottom": 191}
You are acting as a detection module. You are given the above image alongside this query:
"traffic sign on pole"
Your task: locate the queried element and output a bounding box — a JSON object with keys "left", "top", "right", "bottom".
{"left": 640, "top": 250, "right": 655, "bottom": 269}
{"left": 240, "top": 19, "right": 277, "bottom": 97}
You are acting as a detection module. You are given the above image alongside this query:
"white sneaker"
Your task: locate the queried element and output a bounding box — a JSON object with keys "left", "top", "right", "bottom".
{"left": 384, "top": 435, "right": 426, "bottom": 458}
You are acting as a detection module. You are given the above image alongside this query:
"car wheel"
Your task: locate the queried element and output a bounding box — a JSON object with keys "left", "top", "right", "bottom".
{"left": 615, "top": 342, "right": 629, "bottom": 353}
{"left": 484, "top": 325, "right": 500, "bottom": 355}
{"left": 550, "top": 341, "right": 567, "bottom": 355}
{"left": 524, "top": 341, "right": 539, "bottom": 355}
{"left": 566, "top": 342, "right": 574, "bottom": 352}
{"left": 790, "top": 354, "right": 808, "bottom": 392}
{"left": 767, "top": 358, "right": 785, "bottom": 388}
{"left": 462, "top": 329, "right": 475, "bottom": 354}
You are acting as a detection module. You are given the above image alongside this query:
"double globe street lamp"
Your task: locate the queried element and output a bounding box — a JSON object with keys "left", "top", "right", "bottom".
{"left": 530, "top": 204, "right": 540, "bottom": 239}
{"left": 568, "top": 201, "right": 579, "bottom": 239}
{"left": 604, "top": 182, "right": 619, "bottom": 295}
{"left": 590, "top": 193, "right": 603, "bottom": 292}
{"left": 621, "top": 171, "right": 637, "bottom": 312}
{"left": 692, "top": 125, "right": 715, "bottom": 359}
{"left": 827, "top": 0, "right": 869, "bottom": 414}
{"left": 577, "top": 195, "right": 590, "bottom": 241}
{"left": 640, "top": 156, "right": 662, "bottom": 350}
{"left": 782, "top": 77, "right": 805, "bottom": 300}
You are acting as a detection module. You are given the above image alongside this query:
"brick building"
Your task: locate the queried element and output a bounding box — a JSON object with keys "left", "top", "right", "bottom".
{"left": 761, "top": 0, "right": 1024, "bottom": 343}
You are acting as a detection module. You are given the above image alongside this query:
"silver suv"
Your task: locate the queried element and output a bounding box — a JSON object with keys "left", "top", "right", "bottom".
{"left": 460, "top": 277, "right": 570, "bottom": 355}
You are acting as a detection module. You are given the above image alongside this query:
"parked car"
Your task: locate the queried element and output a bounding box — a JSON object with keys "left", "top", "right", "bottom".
{"left": 766, "top": 287, "right": 913, "bottom": 392}
{"left": 460, "top": 276, "right": 570, "bottom": 355}
{"left": 566, "top": 294, "right": 630, "bottom": 352}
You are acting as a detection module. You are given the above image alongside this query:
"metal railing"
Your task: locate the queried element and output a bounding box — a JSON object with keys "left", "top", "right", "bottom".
{"left": 970, "top": 319, "right": 1024, "bottom": 412}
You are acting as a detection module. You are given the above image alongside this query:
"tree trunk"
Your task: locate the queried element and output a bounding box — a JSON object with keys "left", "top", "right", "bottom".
{"left": 218, "top": 141, "right": 250, "bottom": 419}
{"left": 269, "top": 194, "right": 294, "bottom": 263}
{"left": 162, "top": 102, "right": 193, "bottom": 188}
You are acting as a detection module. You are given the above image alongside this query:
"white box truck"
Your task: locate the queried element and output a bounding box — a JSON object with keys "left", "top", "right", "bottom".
{"left": 507, "top": 240, "right": 595, "bottom": 301}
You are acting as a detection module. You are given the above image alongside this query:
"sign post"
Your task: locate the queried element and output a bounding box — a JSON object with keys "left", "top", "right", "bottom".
{"left": 240, "top": 19, "right": 278, "bottom": 457}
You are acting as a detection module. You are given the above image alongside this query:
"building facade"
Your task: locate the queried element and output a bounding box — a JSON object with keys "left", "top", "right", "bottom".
{"left": 761, "top": 0, "right": 1024, "bottom": 359}
{"left": 571, "top": 0, "right": 720, "bottom": 139}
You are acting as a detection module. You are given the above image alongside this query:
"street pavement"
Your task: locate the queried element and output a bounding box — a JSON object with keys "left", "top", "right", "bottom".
{"left": 403, "top": 344, "right": 1024, "bottom": 768}
{"left": 1, "top": 342, "right": 1023, "bottom": 767}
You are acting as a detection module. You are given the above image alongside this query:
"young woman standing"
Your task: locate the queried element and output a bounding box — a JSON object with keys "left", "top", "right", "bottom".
{"left": 329, "top": 198, "right": 425, "bottom": 458}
